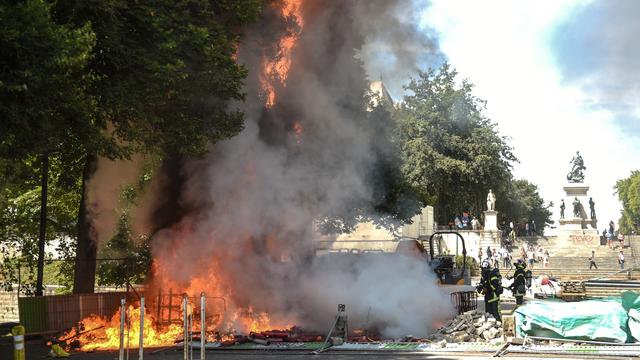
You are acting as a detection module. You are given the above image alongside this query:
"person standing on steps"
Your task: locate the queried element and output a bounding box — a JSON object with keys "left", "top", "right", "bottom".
{"left": 619, "top": 250, "right": 625, "bottom": 270}
{"left": 589, "top": 250, "right": 598, "bottom": 270}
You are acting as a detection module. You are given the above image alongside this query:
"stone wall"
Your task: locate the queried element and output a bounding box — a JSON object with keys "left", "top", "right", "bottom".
{"left": 313, "top": 206, "right": 435, "bottom": 254}
{"left": 0, "top": 290, "right": 19, "bottom": 322}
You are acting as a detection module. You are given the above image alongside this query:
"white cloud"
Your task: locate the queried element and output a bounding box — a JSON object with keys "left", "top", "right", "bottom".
{"left": 421, "top": 0, "right": 637, "bottom": 231}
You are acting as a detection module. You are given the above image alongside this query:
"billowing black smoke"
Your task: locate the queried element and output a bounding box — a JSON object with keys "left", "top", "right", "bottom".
{"left": 146, "top": 0, "right": 453, "bottom": 337}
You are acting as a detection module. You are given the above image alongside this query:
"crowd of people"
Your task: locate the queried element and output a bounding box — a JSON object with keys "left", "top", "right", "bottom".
{"left": 456, "top": 214, "right": 629, "bottom": 272}
{"left": 448, "top": 211, "right": 481, "bottom": 230}
{"left": 478, "top": 243, "right": 550, "bottom": 270}
{"left": 603, "top": 220, "right": 625, "bottom": 249}
{"left": 501, "top": 220, "right": 537, "bottom": 240}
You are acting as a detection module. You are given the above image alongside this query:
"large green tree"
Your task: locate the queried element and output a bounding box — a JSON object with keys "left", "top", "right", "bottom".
{"left": 54, "top": 0, "right": 261, "bottom": 293}
{"left": 500, "top": 179, "right": 553, "bottom": 233}
{"left": 615, "top": 170, "right": 640, "bottom": 234}
{"left": 394, "top": 64, "right": 517, "bottom": 224}
{"left": 0, "top": 0, "right": 97, "bottom": 294}
{"left": 1, "top": 0, "right": 261, "bottom": 293}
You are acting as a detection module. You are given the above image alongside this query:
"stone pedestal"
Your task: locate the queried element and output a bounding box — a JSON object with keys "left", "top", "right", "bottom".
{"left": 558, "top": 218, "right": 586, "bottom": 230}
{"left": 484, "top": 210, "right": 498, "bottom": 231}
{"left": 561, "top": 183, "right": 597, "bottom": 230}
{"left": 558, "top": 183, "right": 599, "bottom": 245}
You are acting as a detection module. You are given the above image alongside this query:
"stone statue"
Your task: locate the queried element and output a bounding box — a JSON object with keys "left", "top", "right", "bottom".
{"left": 560, "top": 199, "right": 565, "bottom": 219}
{"left": 486, "top": 189, "right": 496, "bottom": 211}
{"left": 566, "top": 151, "right": 586, "bottom": 183}
{"left": 572, "top": 197, "right": 582, "bottom": 218}
{"left": 589, "top": 197, "right": 596, "bottom": 219}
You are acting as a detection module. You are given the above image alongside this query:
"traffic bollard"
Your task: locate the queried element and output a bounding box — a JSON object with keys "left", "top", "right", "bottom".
{"left": 11, "top": 324, "right": 25, "bottom": 360}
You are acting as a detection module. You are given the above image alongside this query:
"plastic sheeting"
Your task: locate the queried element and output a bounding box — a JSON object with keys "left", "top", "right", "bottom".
{"left": 622, "top": 291, "right": 640, "bottom": 342}
{"left": 515, "top": 293, "right": 640, "bottom": 343}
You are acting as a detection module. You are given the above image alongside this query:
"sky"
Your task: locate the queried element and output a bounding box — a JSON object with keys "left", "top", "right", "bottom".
{"left": 410, "top": 0, "right": 640, "bottom": 232}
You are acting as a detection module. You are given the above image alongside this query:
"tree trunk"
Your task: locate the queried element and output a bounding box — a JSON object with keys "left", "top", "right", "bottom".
{"left": 73, "top": 154, "right": 98, "bottom": 294}
{"left": 35, "top": 153, "right": 49, "bottom": 296}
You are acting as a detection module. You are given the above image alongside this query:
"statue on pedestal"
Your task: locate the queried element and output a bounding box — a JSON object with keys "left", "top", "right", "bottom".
{"left": 589, "top": 197, "right": 596, "bottom": 219}
{"left": 560, "top": 199, "right": 565, "bottom": 219}
{"left": 572, "top": 197, "right": 582, "bottom": 218}
{"left": 566, "top": 151, "right": 586, "bottom": 183}
{"left": 486, "top": 189, "right": 496, "bottom": 211}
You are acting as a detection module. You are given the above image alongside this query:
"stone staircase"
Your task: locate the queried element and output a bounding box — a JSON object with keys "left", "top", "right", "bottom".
{"left": 504, "top": 236, "right": 638, "bottom": 272}
{"left": 485, "top": 236, "right": 640, "bottom": 298}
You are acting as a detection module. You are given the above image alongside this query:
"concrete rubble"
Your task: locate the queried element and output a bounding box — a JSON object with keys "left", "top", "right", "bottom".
{"left": 427, "top": 310, "right": 503, "bottom": 345}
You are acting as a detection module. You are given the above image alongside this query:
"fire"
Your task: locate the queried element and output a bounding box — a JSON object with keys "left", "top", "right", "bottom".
{"left": 65, "top": 301, "right": 292, "bottom": 351}
{"left": 62, "top": 306, "right": 182, "bottom": 351}
{"left": 231, "top": 307, "right": 288, "bottom": 334}
{"left": 66, "top": 1, "right": 306, "bottom": 351}
{"left": 260, "top": 0, "right": 304, "bottom": 107}
{"left": 292, "top": 121, "right": 303, "bottom": 144}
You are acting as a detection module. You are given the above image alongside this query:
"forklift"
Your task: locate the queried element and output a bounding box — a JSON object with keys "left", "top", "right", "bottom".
{"left": 424, "top": 231, "right": 469, "bottom": 285}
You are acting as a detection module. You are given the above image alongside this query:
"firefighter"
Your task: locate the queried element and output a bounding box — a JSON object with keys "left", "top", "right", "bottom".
{"left": 476, "top": 263, "right": 502, "bottom": 321}
{"left": 509, "top": 259, "right": 527, "bottom": 306}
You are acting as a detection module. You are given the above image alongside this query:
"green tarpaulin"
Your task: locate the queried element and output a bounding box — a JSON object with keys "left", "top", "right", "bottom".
{"left": 622, "top": 291, "right": 640, "bottom": 342}
{"left": 515, "top": 292, "right": 640, "bottom": 343}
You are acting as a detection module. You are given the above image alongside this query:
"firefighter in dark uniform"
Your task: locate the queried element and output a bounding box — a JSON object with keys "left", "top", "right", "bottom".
{"left": 509, "top": 260, "right": 527, "bottom": 306}
{"left": 476, "top": 264, "right": 502, "bottom": 321}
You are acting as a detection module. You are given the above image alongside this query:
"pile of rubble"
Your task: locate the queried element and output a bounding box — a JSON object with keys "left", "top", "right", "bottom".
{"left": 427, "top": 310, "right": 504, "bottom": 345}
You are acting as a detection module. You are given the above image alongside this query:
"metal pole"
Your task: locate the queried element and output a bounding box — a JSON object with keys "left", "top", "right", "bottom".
{"left": 200, "top": 292, "right": 205, "bottom": 360}
{"left": 157, "top": 289, "right": 162, "bottom": 323}
{"left": 189, "top": 310, "right": 193, "bottom": 360}
{"left": 183, "top": 295, "right": 188, "bottom": 360}
{"left": 139, "top": 296, "right": 145, "bottom": 360}
{"left": 169, "top": 288, "right": 173, "bottom": 322}
{"left": 119, "top": 298, "right": 126, "bottom": 360}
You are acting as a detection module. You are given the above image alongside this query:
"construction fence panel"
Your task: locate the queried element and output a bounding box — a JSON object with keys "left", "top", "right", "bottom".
{"left": 18, "top": 292, "right": 128, "bottom": 334}
{"left": 17, "top": 296, "right": 48, "bottom": 333}
{"left": 450, "top": 291, "right": 477, "bottom": 315}
{"left": 46, "top": 292, "right": 126, "bottom": 332}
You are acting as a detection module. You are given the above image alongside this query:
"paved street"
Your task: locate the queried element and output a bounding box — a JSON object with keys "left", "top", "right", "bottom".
{"left": 3, "top": 341, "right": 615, "bottom": 360}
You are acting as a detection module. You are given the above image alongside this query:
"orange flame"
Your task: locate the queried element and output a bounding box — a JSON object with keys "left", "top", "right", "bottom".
{"left": 292, "top": 121, "right": 303, "bottom": 144}
{"left": 62, "top": 306, "right": 183, "bottom": 351}
{"left": 260, "top": 0, "right": 304, "bottom": 107}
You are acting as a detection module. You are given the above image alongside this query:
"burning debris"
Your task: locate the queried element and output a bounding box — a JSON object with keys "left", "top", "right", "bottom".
{"left": 60, "top": 305, "right": 182, "bottom": 351}
{"left": 62, "top": 0, "right": 450, "bottom": 351}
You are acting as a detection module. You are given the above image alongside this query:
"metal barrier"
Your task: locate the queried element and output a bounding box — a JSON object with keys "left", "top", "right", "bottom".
{"left": 450, "top": 291, "right": 477, "bottom": 315}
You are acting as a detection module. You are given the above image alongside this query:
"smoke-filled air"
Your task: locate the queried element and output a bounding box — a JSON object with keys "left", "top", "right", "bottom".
{"left": 128, "top": 0, "right": 454, "bottom": 338}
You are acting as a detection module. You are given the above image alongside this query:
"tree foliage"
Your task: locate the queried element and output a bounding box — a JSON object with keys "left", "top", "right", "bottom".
{"left": 54, "top": 0, "right": 261, "bottom": 157}
{"left": 1, "top": 0, "right": 262, "bottom": 292}
{"left": 500, "top": 179, "right": 553, "bottom": 232}
{"left": 615, "top": 170, "right": 640, "bottom": 234}
{"left": 0, "top": 0, "right": 99, "bottom": 160}
{"left": 395, "top": 64, "right": 518, "bottom": 224}
{"left": 0, "top": 157, "right": 79, "bottom": 293}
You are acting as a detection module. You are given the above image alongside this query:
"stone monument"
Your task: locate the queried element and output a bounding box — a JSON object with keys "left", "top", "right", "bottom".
{"left": 484, "top": 189, "right": 498, "bottom": 231}
{"left": 557, "top": 152, "right": 598, "bottom": 243}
